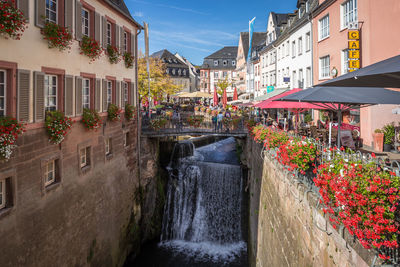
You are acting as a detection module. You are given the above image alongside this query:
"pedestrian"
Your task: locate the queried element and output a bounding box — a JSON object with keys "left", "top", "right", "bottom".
{"left": 212, "top": 113, "right": 218, "bottom": 132}
{"left": 217, "top": 111, "right": 224, "bottom": 132}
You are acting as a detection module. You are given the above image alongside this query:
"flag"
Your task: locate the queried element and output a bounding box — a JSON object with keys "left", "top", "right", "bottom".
{"left": 247, "top": 17, "right": 256, "bottom": 61}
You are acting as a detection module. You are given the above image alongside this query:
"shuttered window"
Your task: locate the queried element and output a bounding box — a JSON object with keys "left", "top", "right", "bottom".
{"left": 83, "top": 78, "right": 90, "bottom": 109}
{"left": 107, "top": 81, "right": 112, "bottom": 105}
{"left": 106, "top": 22, "right": 112, "bottom": 46}
{"left": 0, "top": 70, "right": 6, "bottom": 117}
{"left": 82, "top": 8, "right": 90, "bottom": 37}
{"left": 45, "top": 75, "right": 57, "bottom": 111}
{"left": 46, "top": 0, "right": 57, "bottom": 23}
{"left": 123, "top": 32, "right": 128, "bottom": 53}
{"left": 123, "top": 82, "right": 128, "bottom": 106}
{"left": 0, "top": 179, "right": 5, "bottom": 210}
{"left": 44, "top": 160, "right": 56, "bottom": 186}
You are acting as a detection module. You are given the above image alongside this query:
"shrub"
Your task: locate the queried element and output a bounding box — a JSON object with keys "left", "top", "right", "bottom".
{"left": 383, "top": 123, "right": 395, "bottom": 145}
{"left": 124, "top": 104, "right": 136, "bottom": 121}
{"left": 107, "top": 45, "right": 121, "bottom": 64}
{"left": 82, "top": 108, "right": 101, "bottom": 130}
{"left": 0, "top": 1, "right": 27, "bottom": 40}
{"left": 45, "top": 110, "right": 73, "bottom": 144}
{"left": 41, "top": 21, "right": 72, "bottom": 51}
{"left": 187, "top": 115, "right": 204, "bottom": 128}
{"left": 107, "top": 104, "right": 121, "bottom": 121}
{"left": 123, "top": 52, "right": 134, "bottom": 68}
{"left": 80, "top": 35, "right": 103, "bottom": 62}
{"left": 0, "top": 117, "right": 24, "bottom": 160}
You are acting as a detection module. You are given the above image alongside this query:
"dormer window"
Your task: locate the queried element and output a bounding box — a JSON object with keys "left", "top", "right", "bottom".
{"left": 214, "top": 60, "right": 218, "bottom": 66}
{"left": 172, "top": 69, "right": 176, "bottom": 75}
{"left": 232, "top": 60, "right": 236, "bottom": 66}
{"left": 183, "top": 69, "right": 186, "bottom": 76}
{"left": 166, "top": 68, "right": 170, "bottom": 74}
{"left": 223, "top": 60, "right": 227, "bottom": 66}
{"left": 305, "top": 0, "right": 310, "bottom": 13}
{"left": 178, "top": 69, "right": 181, "bottom": 75}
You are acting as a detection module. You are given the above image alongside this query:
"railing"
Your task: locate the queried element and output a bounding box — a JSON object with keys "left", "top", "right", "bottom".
{"left": 141, "top": 111, "right": 247, "bottom": 136}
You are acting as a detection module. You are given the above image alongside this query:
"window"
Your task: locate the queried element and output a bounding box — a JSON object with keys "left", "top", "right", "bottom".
{"left": 0, "top": 178, "right": 5, "bottom": 210}
{"left": 178, "top": 69, "right": 181, "bottom": 76}
{"left": 282, "top": 44, "right": 285, "bottom": 58}
{"left": 124, "top": 132, "right": 129, "bottom": 147}
{"left": 106, "top": 22, "right": 112, "bottom": 46}
{"left": 305, "top": 0, "right": 310, "bottom": 13}
{"left": 183, "top": 69, "right": 186, "bottom": 76}
{"left": 319, "top": 56, "right": 330, "bottom": 79}
{"left": 214, "top": 71, "right": 219, "bottom": 79}
{"left": 299, "top": 69, "right": 304, "bottom": 88}
{"left": 342, "top": 0, "right": 357, "bottom": 29}
{"left": 44, "top": 160, "right": 56, "bottom": 187}
{"left": 342, "top": 49, "right": 349, "bottom": 74}
{"left": 306, "top": 67, "right": 311, "bottom": 88}
{"left": 46, "top": 0, "right": 57, "bottom": 23}
{"left": 105, "top": 138, "right": 112, "bottom": 155}
{"left": 223, "top": 60, "right": 227, "bottom": 66}
{"left": 286, "top": 41, "right": 289, "bottom": 56}
{"left": 123, "top": 82, "right": 128, "bottom": 105}
{"left": 80, "top": 147, "right": 90, "bottom": 168}
{"left": 172, "top": 69, "right": 176, "bottom": 75}
{"left": 166, "top": 68, "right": 169, "bottom": 74}
{"left": 123, "top": 32, "right": 128, "bottom": 53}
{"left": 45, "top": 75, "right": 57, "bottom": 111}
{"left": 278, "top": 47, "right": 281, "bottom": 60}
{"left": 0, "top": 70, "right": 6, "bottom": 117}
{"left": 107, "top": 80, "right": 112, "bottom": 106}
{"left": 82, "top": 78, "right": 90, "bottom": 109}
{"left": 232, "top": 60, "right": 236, "bottom": 66}
{"left": 319, "top": 15, "right": 330, "bottom": 40}
{"left": 292, "top": 41, "right": 296, "bottom": 58}
{"left": 214, "top": 60, "right": 218, "bottom": 66}
{"left": 292, "top": 71, "right": 297, "bottom": 88}
{"left": 223, "top": 71, "right": 227, "bottom": 78}
{"left": 82, "top": 8, "right": 90, "bottom": 37}
{"left": 305, "top": 32, "right": 311, "bottom": 51}
{"left": 298, "top": 37, "right": 303, "bottom": 55}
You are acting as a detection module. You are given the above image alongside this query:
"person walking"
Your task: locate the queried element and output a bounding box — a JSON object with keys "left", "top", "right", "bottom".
{"left": 212, "top": 113, "right": 218, "bottom": 132}
{"left": 217, "top": 111, "right": 224, "bottom": 132}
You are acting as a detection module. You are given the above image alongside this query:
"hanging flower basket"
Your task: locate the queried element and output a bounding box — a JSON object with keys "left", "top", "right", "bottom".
{"left": 45, "top": 110, "right": 73, "bottom": 144}
{"left": 82, "top": 108, "right": 102, "bottom": 130}
{"left": 107, "top": 104, "right": 122, "bottom": 121}
{"left": 41, "top": 21, "right": 73, "bottom": 51}
{"left": 123, "top": 52, "right": 134, "bottom": 68}
{"left": 80, "top": 35, "right": 103, "bottom": 62}
{"left": 0, "top": 117, "right": 25, "bottom": 161}
{"left": 107, "top": 45, "right": 121, "bottom": 64}
{"left": 0, "top": 1, "right": 27, "bottom": 40}
{"left": 124, "top": 104, "right": 136, "bottom": 121}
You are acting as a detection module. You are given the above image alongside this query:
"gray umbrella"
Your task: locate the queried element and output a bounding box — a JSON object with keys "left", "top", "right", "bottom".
{"left": 318, "top": 54, "right": 400, "bottom": 88}
{"left": 275, "top": 86, "right": 400, "bottom": 147}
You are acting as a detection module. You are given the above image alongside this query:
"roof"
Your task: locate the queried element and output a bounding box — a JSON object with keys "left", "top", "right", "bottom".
{"left": 150, "top": 49, "right": 188, "bottom": 68}
{"left": 205, "top": 46, "right": 238, "bottom": 59}
{"left": 240, "top": 32, "right": 268, "bottom": 62}
{"left": 104, "top": 0, "right": 143, "bottom": 29}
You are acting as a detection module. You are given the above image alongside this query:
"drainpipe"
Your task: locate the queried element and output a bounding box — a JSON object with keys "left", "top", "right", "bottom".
{"left": 136, "top": 26, "right": 142, "bottom": 200}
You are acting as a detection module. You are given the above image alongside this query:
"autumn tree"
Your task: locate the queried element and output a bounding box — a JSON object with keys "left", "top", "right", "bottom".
{"left": 138, "top": 53, "right": 180, "bottom": 103}
{"left": 216, "top": 77, "right": 231, "bottom": 96}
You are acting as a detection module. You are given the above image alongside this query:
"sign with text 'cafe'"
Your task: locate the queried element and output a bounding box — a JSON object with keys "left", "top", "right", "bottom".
{"left": 348, "top": 28, "right": 360, "bottom": 72}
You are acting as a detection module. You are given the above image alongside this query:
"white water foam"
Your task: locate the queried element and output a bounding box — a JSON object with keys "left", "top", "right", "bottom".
{"left": 158, "top": 240, "right": 247, "bottom": 263}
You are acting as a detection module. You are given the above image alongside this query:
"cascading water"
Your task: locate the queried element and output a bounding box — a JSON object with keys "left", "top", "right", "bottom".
{"left": 158, "top": 137, "right": 248, "bottom": 266}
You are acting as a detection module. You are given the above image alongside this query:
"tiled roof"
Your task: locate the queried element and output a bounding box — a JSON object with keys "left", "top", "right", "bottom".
{"left": 105, "top": 0, "right": 143, "bottom": 29}
{"left": 150, "top": 49, "right": 188, "bottom": 68}
{"left": 240, "top": 32, "right": 268, "bottom": 61}
{"left": 205, "top": 46, "right": 238, "bottom": 59}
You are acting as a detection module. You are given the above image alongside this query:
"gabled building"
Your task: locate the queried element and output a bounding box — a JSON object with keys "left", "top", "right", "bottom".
{"left": 175, "top": 53, "right": 199, "bottom": 93}
{"left": 200, "top": 46, "right": 238, "bottom": 95}
{"left": 151, "top": 49, "right": 190, "bottom": 92}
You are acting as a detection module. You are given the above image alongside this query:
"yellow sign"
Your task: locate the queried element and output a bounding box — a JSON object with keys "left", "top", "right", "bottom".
{"left": 348, "top": 30, "right": 359, "bottom": 40}
{"left": 349, "top": 60, "right": 360, "bottom": 69}
{"left": 348, "top": 50, "right": 360, "bottom": 59}
{"left": 349, "top": 69, "right": 356, "bottom": 72}
{"left": 349, "top": 41, "right": 360, "bottom": 49}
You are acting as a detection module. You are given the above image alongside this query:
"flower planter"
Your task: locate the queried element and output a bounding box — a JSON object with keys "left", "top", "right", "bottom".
{"left": 372, "top": 132, "right": 384, "bottom": 152}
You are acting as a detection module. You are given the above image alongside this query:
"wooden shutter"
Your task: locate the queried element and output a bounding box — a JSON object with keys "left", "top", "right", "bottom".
{"left": 116, "top": 81, "right": 120, "bottom": 107}
{"left": 102, "top": 16, "right": 107, "bottom": 48}
{"left": 17, "top": 70, "right": 30, "bottom": 122}
{"left": 17, "top": 0, "right": 29, "bottom": 22}
{"left": 115, "top": 25, "right": 120, "bottom": 50}
{"left": 130, "top": 32, "right": 135, "bottom": 55}
{"left": 34, "top": 72, "right": 45, "bottom": 122}
{"left": 120, "top": 27, "right": 124, "bottom": 52}
{"left": 35, "top": 0, "right": 46, "bottom": 28}
{"left": 102, "top": 79, "right": 107, "bottom": 111}
{"left": 121, "top": 82, "right": 125, "bottom": 107}
{"left": 95, "top": 12, "right": 101, "bottom": 43}
{"left": 64, "top": 75, "right": 74, "bottom": 117}
{"left": 65, "top": 0, "right": 73, "bottom": 34}
{"left": 75, "top": 77, "right": 83, "bottom": 115}
{"left": 75, "top": 1, "right": 83, "bottom": 41}
{"left": 130, "top": 82, "right": 135, "bottom": 106}
{"left": 95, "top": 78, "right": 101, "bottom": 112}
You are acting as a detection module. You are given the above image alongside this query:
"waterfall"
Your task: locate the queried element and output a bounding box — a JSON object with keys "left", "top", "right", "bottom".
{"left": 160, "top": 138, "right": 246, "bottom": 264}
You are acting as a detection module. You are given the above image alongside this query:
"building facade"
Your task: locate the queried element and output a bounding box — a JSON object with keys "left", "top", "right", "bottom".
{"left": 175, "top": 52, "right": 199, "bottom": 93}
{"left": 312, "top": 0, "right": 400, "bottom": 147}
{"left": 151, "top": 49, "right": 190, "bottom": 92}
{"left": 200, "top": 46, "right": 238, "bottom": 96}
{"left": 0, "top": 0, "right": 142, "bottom": 265}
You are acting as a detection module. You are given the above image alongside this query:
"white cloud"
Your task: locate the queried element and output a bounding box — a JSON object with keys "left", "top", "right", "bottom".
{"left": 131, "top": 0, "right": 209, "bottom": 16}
{"left": 133, "top": 11, "right": 144, "bottom": 18}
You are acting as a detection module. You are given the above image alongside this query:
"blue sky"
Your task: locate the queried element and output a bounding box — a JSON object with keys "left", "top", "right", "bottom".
{"left": 125, "top": 0, "right": 297, "bottom": 65}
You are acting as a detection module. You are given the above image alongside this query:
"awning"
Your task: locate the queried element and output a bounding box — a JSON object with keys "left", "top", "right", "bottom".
{"left": 253, "top": 88, "right": 288, "bottom": 101}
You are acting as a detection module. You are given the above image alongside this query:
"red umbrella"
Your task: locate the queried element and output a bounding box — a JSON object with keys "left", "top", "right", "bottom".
{"left": 233, "top": 87, "right": 238, "bottom": 100}
{"left": 222, "top": 88, "right": 227, "bottom": 108}
{"left": 213, "top": 88, "right": 218, "bottom": 106}
{"left": 254, "top": 88, "right": 302, "bottom": 108}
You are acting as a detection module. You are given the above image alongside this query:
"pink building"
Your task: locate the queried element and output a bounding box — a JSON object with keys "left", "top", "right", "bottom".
{"left": 312, "top": 0, "right": 400, "bottom": 148}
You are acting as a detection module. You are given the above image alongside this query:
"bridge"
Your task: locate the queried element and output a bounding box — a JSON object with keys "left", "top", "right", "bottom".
{"left": 141, "top": 113, "right": 248, "bottom": 138}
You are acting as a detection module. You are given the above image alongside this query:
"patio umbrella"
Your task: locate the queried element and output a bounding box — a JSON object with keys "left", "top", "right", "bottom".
{"left": 233, "top": 87, "right": 238, "bottom": 100}
{"left": 222, "top": 88, "right": 227, "bottom": 108}
{"left": 213, "top": 88, "right": 218, "bottom": 106}
{"left": 275, "top": 86, "right": 400, "bottom": 147}
{"left": 255, "top": 88, "right": 302, "bottom": 109}
{"left": 318, "top": 54, "right": 400, "bottom": 88}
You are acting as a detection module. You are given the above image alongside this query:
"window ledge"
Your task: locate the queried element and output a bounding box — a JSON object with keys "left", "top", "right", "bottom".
{"left": 81, "top": 165, "right": 91, "bottom": 175}
{"left": 45, "top": 182, "right": 61, "bottom": 193}
{"left": 318, "top": 36, "right": 330, "bottom": 43}
{"left": 106, "top": 153, "right": 113, "bottom": 160}
{"left": 0, "top": 207, "right": 13, "bottom": 220}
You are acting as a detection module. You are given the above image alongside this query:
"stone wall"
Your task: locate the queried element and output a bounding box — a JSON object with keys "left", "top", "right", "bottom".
{"left": 0, "top": 118, "right": 146, "bottom": 266}
{"left": 247, "top": 140, "right": 376, "bottom": 267}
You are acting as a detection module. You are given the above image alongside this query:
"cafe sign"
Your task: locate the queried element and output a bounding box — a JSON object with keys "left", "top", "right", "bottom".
{"left": 348, "top": 28, "right": 360, "bottom": 71}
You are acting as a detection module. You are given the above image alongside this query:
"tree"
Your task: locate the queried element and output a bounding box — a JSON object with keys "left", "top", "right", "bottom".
{"left": 138, "top": 52, "right": 180, "bottom": 103}
{"left": 216, "top": 77, "right": 231, "bottom": 96}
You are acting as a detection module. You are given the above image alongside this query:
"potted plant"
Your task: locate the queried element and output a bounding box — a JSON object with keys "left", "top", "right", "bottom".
{"left": 41, "top": 21, "right": 73, "bottom": 51}
{"left": 45, "top": 110, "right": 73, "bottom": 144}
{"left": 124, "top": 104, "right": 136, "bottom": 121}
{"left": 383, "top": 123, "right": 395, "bottom": 152}
{"left": 0, "top": 1, "right": 27, "bottom": 40}
{"left": 0, "top": 117, "right": 25, "bottom": 161}
{"left": 80, "top": 35, "right": 103, "bottom": 62}
{"left": 107, "top": 104, "right": 121, "bottom": 121}
{"left": 123, "top": 52, "right": 134, "bottom": 68}
{"left": 373, "top": 128, "right": 384, "bottom": 152}
{"left": 106, "top": 44, "right": 121, "bottom": 64}
{"left": 82, "top": 108, "right": 102, "bottom": 130}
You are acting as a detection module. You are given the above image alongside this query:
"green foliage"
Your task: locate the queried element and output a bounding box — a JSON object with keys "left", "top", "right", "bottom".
{"left": 107, "top": 44, "right": 121, "bottom": 64}
{"left": 304, "top": 113, "right": 312, "bottom": 123}
{"left": 80, "top": 35, "right": 103, "bottom": 62}
{"left": 125, "top": 104, "right": 136, "bottom": 121}
{"left": 82, "top": 108, "right": 101, "bottom": 130}
{"left": 45, "top": 110, "right": 73, "bottom": 144}
{"left": 123, "top": 52, "right": 134, "bottom": 68}
{"left": 383, "top": 122, "right": 395, "bottom": 145}
{"left": 150, "top": 117, "right": 168, "bottom": 130}
{"left": 0, "top": 1, "right": 27, "bottom": 40}
{"left": 107, "top": 104, "right": 121, "bottom": 121}
{"left": 41, "top": 21, "right": 72, "bottom": 51}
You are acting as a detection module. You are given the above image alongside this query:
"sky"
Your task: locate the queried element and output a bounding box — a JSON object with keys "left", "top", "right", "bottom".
{"left": 125, "top": 0, "right": 297, "bottom": 66}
